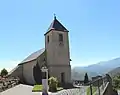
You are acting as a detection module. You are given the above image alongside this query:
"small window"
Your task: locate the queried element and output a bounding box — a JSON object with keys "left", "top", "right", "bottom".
{"left": 47, "top": 35, "right": 49, "bottom": 43}
{"left": 59, "top": 33, "right": 63, "bottom": 42}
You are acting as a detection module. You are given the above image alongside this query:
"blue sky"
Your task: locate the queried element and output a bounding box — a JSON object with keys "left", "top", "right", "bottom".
{"left": 0, "top": 0, "right": 120, "bottom": 71}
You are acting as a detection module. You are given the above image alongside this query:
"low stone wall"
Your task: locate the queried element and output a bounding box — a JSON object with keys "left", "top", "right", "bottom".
{"left": 102, "top": 82, "right": 113, "bottom": 95}
{"left": 8, "top": 65, "right": 24, "bottom": 83}
{"left": 0, "top": 77, "right": 20, "bottom": 92}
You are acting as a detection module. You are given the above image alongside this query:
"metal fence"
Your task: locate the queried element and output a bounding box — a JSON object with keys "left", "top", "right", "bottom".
{"left": 87, "top": 75, "right": 110, "bottom": 95}
{"left": 50, "top": 74, "right": 111, "bottom": 95}
{"left": 50, "top": 88, "right": 87, "bottom": 95}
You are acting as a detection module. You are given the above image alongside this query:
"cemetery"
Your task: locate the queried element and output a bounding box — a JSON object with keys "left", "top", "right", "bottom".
{"left": 0, "top": 76, "right": 20, "bottom": 92}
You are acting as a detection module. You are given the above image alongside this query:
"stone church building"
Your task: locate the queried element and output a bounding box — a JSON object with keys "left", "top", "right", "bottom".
{"left": 8, "top": 16, "right": 71, "bottom": 85}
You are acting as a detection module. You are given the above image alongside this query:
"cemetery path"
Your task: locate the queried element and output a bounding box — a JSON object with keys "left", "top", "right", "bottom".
{"left": 50, "top": 86, "right": 88, "bottom": 95}
{"left": 1, "top": 84, "right": 88, "bottom": 95}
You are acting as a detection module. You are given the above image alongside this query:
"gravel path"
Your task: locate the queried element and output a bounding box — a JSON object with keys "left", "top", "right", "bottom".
{"left": 0, "top": 84, "right": 51, "bottom": 95}
{"left": 50, "top": 86, "right": 88, "bottom": 95}
{"left": 0, "top": 84, "right": 88, "bottom": 95}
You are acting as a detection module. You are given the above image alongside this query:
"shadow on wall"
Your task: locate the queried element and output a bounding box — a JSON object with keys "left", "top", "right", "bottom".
{"left": 33, "top": 63, "right": 42, "bottom": 84}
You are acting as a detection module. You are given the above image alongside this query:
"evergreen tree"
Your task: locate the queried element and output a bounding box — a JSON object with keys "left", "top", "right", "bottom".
{"left": 84, "top": 73, "right": 89, "bottom": 84}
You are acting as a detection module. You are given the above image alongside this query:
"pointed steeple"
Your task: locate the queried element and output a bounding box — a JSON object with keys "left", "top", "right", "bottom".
{"left": 45, "top": 15, "right": 68, "bottom": 35}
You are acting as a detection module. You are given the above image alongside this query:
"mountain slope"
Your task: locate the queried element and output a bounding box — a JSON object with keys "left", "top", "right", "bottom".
{"left": 71, "top": 67, "right": 98, "bottom": 80}
{"left": 108, "top": 67, "right": 120, "bottom": 77}
{"left": 72, "top": 57, "right": 120, "bottom": 80}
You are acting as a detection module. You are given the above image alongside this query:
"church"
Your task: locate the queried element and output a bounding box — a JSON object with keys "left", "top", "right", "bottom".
{"left": 8, "top": 16, "right": 71, "bottom": 85}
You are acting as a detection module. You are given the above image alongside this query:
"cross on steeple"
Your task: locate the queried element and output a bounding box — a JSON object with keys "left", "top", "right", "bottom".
{"left": 54, "top": 14, "right": 56, "bottom": 20}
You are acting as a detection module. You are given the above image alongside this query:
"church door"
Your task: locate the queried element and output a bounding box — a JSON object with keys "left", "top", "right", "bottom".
{"left": 61, "top": 72, "right": 65, "bottom": 83}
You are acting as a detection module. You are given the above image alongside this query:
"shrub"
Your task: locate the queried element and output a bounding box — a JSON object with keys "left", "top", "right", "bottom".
{"left": 48, "top": 77, "right": 58, "bottom": 92}
{"left": 112, "top": 75, "right": 120, "bottom": 89}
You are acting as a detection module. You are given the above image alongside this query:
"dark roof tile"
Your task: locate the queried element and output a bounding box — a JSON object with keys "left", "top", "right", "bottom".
{"left": 20, "top": 48, "right": 45, "bottom": 64}
{"left": 45, "top": 17, "right": 68, "bottom": 35}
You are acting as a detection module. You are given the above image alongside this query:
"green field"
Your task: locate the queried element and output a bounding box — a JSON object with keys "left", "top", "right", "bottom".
{"left": 87, "top": 86, "right": 97, "bottom": 95}
{"left": 32, "top": 85, "right": 43, "bottom": 92}
{"left": 32, "top": 85, "right": 63, "bottom": 92}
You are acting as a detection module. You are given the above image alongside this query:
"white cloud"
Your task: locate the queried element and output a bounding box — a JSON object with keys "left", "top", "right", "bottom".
{"left": 0, "top": 60, "right": 21, "bottom": 72}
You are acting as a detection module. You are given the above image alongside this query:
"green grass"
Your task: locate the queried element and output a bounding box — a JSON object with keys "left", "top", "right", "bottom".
{"left": 32, "top": 85, "right": 43, "bottom": 92}
{"left": 57, "top": 87, "right": 63, "bottom": 91}
{"left": 32, "top": 85, "right": 63, "bottom": 92}
{"left": 87, "top": 86, "right": 97, "bottom": 95}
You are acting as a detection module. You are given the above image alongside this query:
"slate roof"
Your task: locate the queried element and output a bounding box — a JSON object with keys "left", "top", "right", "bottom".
{"left": 45, "top": 16, "right": 68, "bottom": 35}
{"left": 19, "top": 48, "right": 45, "bottom": 64}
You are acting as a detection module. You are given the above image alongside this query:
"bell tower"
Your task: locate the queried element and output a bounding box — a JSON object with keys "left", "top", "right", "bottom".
{"left": 44, "top": 16, "right": 71, "bottom": 83}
